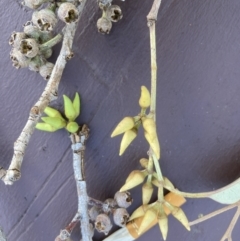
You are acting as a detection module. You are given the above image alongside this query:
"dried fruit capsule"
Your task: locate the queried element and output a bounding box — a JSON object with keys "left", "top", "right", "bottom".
{"left": 32, "top": 9, "right": 58, "bottom": 32}
{"left": 106, "top": 5, "right": 123, "bottom": 22}
{"left": 22, "top": 0, "right": 49, "bottom": 9}
{"left": 114, "top": 191, "right": 133, "bottom": 208}
{"left": 19, "top": 38, "right": 39, "bottom": 58}
{"left": 42, "top": 48, "right": 53, "bottom": 59}
{"left": 9, "top": 32, "right": 26, "bottom": 49}
{"left": 39, "top": 62, "right": 54, "bottom": 80}
{"left": 103, "top": 198, "right": 117, "bottom": 213}
{"left": 95, "top": 214, "right": 112, "bottom": 235}
{"left": 89, "top": 206, "right": 101, "bottom": 221}
{"left": 97, "top": 17, "right": 112, "bottom": 34}
{"left": 10, "top": 48, "right": 30, "bottom": 69}
{"left": 113, "top": 208, "right": 129, "bottom": 227}
{"left": 58, "top": 2, "right": 79, "bottom": 24}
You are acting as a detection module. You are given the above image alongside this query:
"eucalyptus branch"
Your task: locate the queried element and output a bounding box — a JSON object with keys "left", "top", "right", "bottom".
{"left": 0, "top": 227, "right": 7, "bottom": 241}
{"left": 70, "top": 124, "right": 93, "bottom": 241}
{"left": 1, "top": 0, "right": 87, "bottom": 185}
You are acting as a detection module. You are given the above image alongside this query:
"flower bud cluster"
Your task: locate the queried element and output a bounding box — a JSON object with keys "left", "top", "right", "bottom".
{"left": 97, "top": 3, "right": 123, "bottom": 34}
{"left": 10, "top": 1, "right": 80, "bottom": 79}
{"left": 89, "top": 191, "right": 132, "bottom": 235}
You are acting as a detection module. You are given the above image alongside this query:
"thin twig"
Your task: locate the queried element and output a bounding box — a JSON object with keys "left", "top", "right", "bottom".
{"left": 189, "top": 202, "right": 240, "bottom": 226}
{"left": 147, "top": 0, "right": 163, "bottom": 200}
{"left": 71, "top": 124, "right": 92, "bottom": 241}
{"left": 1, "top": 0, "right": 87, "bottom": 185}
{"left": 220, "top": 207, "right": 240, "bottom": 241}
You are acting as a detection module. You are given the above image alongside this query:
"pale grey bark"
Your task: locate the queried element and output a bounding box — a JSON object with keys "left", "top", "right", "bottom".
{"left": 71, "top": 125, "right": 93, "bottom": 241}
{"left": 0, "top": 227, "right": 7, "bottom": 241}
{"left": 1, "top": 0, "right": 87, "bottom": 185}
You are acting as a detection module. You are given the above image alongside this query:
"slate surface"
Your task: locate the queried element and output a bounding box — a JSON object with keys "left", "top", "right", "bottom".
{"left": 0, "top": 0, "right": 240, "bottom": 241}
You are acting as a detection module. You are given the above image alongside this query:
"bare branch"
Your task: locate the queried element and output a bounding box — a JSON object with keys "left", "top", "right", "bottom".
{"left": 1, "top": 0, "right": 87, "bottom": 185}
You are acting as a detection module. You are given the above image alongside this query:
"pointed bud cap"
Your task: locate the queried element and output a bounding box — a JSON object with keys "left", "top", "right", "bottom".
{"left": 120, "top": 170, "right": 147, "bottom": 192}
{"left": 158, "top": 212, "right": 168, "bottom": 240}
{"left": 171, "top": 207, "right": 190, "bottom": 231}
{"left": 111, "top": 117, "right": 135, "bottom": 137}
{"left": 73, "top": 92, "right": 80, "bottom": 118}
{"left": 138, "top": 209, "right": 157, "bottom": 234}
{"left": 144, "top": 131, "right": 160, "bottom": 159}
{"left": 139, "top": 86, "right": 151, "bottom": 108}
{"left": 41, "top": 117, "right": 66, "bottom": 129}
{"left": 119, "top": 128, "right": 137, "bottom": 155}
{"left": 129, "top": 204, "right": 149, "bottom": 221}
{"left": 63, "top": 95, "right": 77, "bottom": 121}
{"left": 44, "top": 106, "right": 62, "bottom": 118}
{"left": 142, "top": 182, "right": 154, "bottom": 205}
{"left": 36, "top": 123, "right": 57, "bottom": 132}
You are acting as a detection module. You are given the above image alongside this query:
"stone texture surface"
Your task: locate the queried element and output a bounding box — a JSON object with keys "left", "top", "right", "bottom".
{"left": 0, "top": 0, "right": 240, "bottom": 241}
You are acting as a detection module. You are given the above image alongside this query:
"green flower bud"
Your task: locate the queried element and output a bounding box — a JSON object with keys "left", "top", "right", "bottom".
{"left": 66, "top": 122, "right": 79, "bottom": 133}
{"left": 36, "top": 123, "right": 57, "bottom": 132}
{"left": 44, "top": 106, "right": 62, "bottom": 118}
{"left": 63, "top": 95, "right": 76, "bottom": 121}
{"left": 41, "top": 117, "right": 66, "bottom": 129}
{"left": 73, "top": 93, "right": 80, "bottom": 118}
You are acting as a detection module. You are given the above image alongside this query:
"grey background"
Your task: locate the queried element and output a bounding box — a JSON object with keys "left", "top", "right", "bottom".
{"left": 0, "top": 0, "right": 240, "bottom": 240}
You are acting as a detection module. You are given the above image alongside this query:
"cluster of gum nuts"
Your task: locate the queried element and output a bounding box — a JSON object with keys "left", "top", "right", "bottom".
{"left": 9, "top": 0, "right": 80, "bottom": 80}
{"left": 89, "top": 191, "right": 133, "bottom": 235}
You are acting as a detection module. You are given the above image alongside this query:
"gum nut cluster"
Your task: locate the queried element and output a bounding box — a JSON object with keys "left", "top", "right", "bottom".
{"left": 90, "top": 191, "right": 133, "bottom": 235}
{"left": 97, "top": 4, "right": 123, "bottom": 34}
{"left": 10, "top": 1, "right": 79, "bottom": 79}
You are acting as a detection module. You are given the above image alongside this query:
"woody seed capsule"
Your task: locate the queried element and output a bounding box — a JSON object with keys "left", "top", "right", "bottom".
{"left": 39, "top": 62, "right": 54, "bottom": 80}
{"left": 89, "top": 206, "right": 101, "bottom": 221}
{"left": 95, "top": 214, "right": 112, "bottom": 235}
{"left": 97, "top": 17, "right": 112, "bottom": 34}
{"left": 9, "top": 32, "right": 26, "bottom": 49}
{"left": 106, "top": 5, "right": 123, "bottom": 22}
{"left": 10, "top": 48, "right": 30, "bottom": 69}
{"left": 19, "top": 38, "right": 39, "bottom": 58}
{"left": 113, "top": 208, "right": 129, "bottom": 227}
{"left": 114, "top": 191, "right": 133, "bottom": 208}
{"left": 32, "top": 9, "right": 58, "bottom": 32}
{"left": 58, "top": 3, "right": 79, "bottom": 24}
{"left": 22, "top": 0, "right": 49, "bottom": 9}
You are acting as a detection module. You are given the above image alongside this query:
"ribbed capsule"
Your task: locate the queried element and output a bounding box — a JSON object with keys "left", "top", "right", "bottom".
{"left": 139, "top": 86, "right": 151, "bottom": 108}
{"left": 19, "top": 38, "right": 39, "bottom": 58}
{"left": 10, "top": 48, "right": 30, "bottom": 69}
{"left": 95, "top": 214, "right": 112, "bottom": 235}
{"left": 32, "top": 9, "right": 58, "bottom": 32}
{"left": 106, "top": 5, "right": 123, "bottom": 22}
{"left": 9, "top": 32, "right": 26, "bottom": 48}
{"left": 120, "top": 170, "right": 147, "bottom": 192}
{"left": 119, "top": 128, "right": 137, "bottom": 155}
{"left": 39, "top": 62, "right": 54, "bottom": 80}
{"left": 114, "top": 191, "right": 133, "bottom": 208}
{"left": 113, "top": 208, "right": 129, "bottom": 227}
{"left": 58, "top": 2, "right": 79, "bottom": 24}
{"left": 97, "top": 17, "right": 112, "bottom": 34}
{"left": 111, "top": 117, "right": 135, "bottom": 137}
{"left": 142, "top": 182, "right": 154, "bottom": 205}
{"left": 138, "top": 209, "right": 157, "bottom": 234}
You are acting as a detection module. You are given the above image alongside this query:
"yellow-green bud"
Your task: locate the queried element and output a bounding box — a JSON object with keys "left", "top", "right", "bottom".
{"left": 158, "top": 209, "right": 168, "bottom": 240}
{"left": 129, "top": 204, "right": 149, "bottom": 221}
{"left": 119, "top": 128, "right": 137, "bottom": 156}
{"left": 139, "top": 158, "right": 149, "bottom": 168}
{"left": 73, "top": 93, "right": 80, "bottom": 118}
{"left": 120, "top": 170, "right": 147, "bottom": 192}
{"left": 44, "top": 106, "right": 62, "bottom": 118}
{"left": 171, "top": 206, "right": 190, "bottom": 231}
{"left": 111, "top": 117, "right": 135, "bottom": 137}
{"left": 139, "top": 86, "right": 151, "bottom": 108}
{"left": 142, "top": 117, "right": 157, "bottom": 138}
{"left": 144, "top": 131, "right": 160, "bottom": 159}
{"left": 41, "top": 117, "right": 66, "bottom": 129}
{"left": 138, "top": 209, "right": 157, "bottom": 234}
{"left": 142, "top": 182, "right": 154, "bottom": 205}
{"left": 63, "top": 95, "right": 77, "bottom": 121}
{"left": 66, "top": 122, "right": 79, "bottom": 133}
{"left": 36, "top": 123, "right": 57, "bottom": 132}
